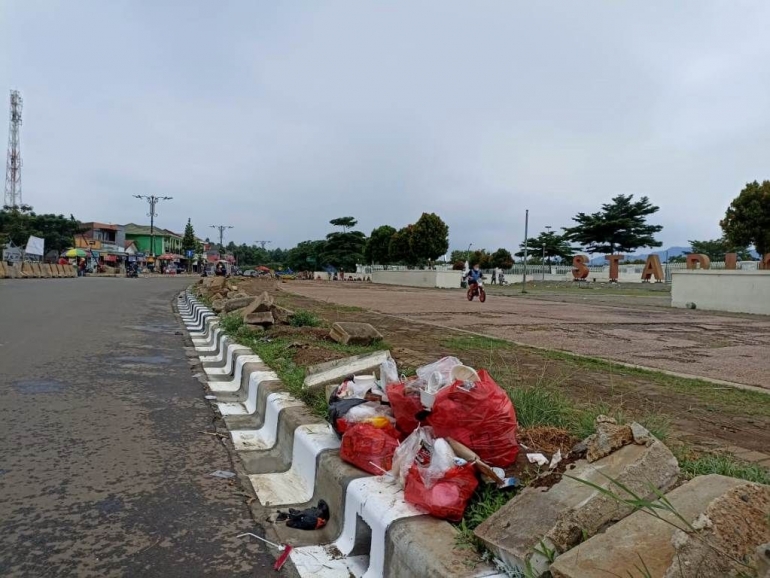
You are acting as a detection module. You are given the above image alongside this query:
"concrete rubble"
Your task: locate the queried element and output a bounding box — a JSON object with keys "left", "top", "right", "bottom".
{"left": 304, "top": 350, "right": 393, "bottom": 390}
{"left": 329, "top": 321, "right": 383, "bottom": 346}
{"left": 550, "top": 474, "right": 770, "bottom": 578}
{"left": 223, "top": 296, "right": 255, "bottom": 313}
{"left": 244, "top": 311, "right": 275, "bottom": 327}
{"left": 475, "top": 419, "right": 679, "bottom": 576}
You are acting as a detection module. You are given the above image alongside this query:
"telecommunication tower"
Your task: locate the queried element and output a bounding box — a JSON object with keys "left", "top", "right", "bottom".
{"left": 4, "top": 90, "right": 23, "bottom": 209}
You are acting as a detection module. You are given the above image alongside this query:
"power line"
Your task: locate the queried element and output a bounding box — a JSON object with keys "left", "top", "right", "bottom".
{"left": 4, "top": 90, "right": 23, "bottom": 209}
{"left": 210, "top": 225, "right": 233, "bottom": 250}
{"left": 133, "top": 195, "right": 173, "bottom": 257}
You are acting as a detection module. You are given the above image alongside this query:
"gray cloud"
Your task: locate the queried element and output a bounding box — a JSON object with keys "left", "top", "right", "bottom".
{"left": 2, "top": 1, "right": 769, "bottom": 253}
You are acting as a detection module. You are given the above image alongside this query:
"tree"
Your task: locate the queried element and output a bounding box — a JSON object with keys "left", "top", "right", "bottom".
{"left": 688, "top": 238, "right": 752, "bottom": 261}
{"left": 468, "top": 249, "right": 492, "bottom": 269}
{"left": 0, "top": 205, "right": 83, "bottom": 255}
{"left": 563, "top": 194, "right": 663, "bottom": 255}
{"left": 363, "top": 225, "right": 396, "bottom": 265}
{"left": 516, "top": 231, "right": 576, "bottom": 263}
{"left": 490, "top": 248, "right": 514, "bottom": 269}
{"left": 286, "top": 240, "right": 326, "bottom": 271}
{"left": 410, "top": 213, "right": 449, "bottom": 263}
{"left": 329, "top": 216, "right": 358, "bottom": 232}
{"left": 388, "top": 226, "right": 417, "bottom": 265}
{"left": 181, "top": 218, "right": 199, "bottom": 257}
{"left": 322, "top": 217, "right": 366, "bottom": 271}
{"left": 720, "top": 180, "right": 770, "bottom": 257}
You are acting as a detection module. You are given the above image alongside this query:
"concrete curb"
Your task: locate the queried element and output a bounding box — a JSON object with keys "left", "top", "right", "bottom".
{"left": 176, "top": 289, "right": 504, "bottom": 578}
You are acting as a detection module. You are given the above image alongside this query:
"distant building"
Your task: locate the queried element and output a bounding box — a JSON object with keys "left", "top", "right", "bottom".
{"left": 123, "top": 223, "right": 183, "bottom": 256}
{"left": 75, "top": 222, "right": 127, "bottom": 265}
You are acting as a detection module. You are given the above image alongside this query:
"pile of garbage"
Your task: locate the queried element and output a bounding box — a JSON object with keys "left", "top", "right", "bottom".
{"left": 327, "top": 356, "right": 520, "bottom": 521}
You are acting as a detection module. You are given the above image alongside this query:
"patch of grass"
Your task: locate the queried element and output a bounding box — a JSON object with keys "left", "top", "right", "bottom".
{"left": 320, "top": 339, "right": 388, "bottom": 357}
{"left": 441, "top": 335, "right": 509, "bottom": 352}
{"left": 197, "top": 294, "right": 213, "bottom": 308}
{"left": 506, "top": 386, "right": 575, "bottom": 430}
{"left": 539, "top": 349, "right": 770, "bottom": 419}
{"left": 455, "top": 485, "right": 516, "bottom": 550}
{"left": 290, "top": 309, "right": 322, "bottom": 327}
{"left": 675, "top": 449, "right": 770, "bottom": 485}
{"left": 220, "top": 312, "right": 245, "bottom": 334}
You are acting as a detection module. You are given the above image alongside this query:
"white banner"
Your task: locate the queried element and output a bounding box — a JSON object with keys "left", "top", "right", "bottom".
{"left": 25, "top": 235, "right": 45, "bottom": 256}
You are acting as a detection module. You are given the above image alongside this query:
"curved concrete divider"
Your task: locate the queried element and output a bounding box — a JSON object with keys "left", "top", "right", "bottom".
{"left": 189, "top": 316, "right": 218, "bottom": 339}
{"left": 229, "top": 393, "right": 304, "bottom": 446}
{"left": 215, "top": 370, "right": 279, "bottom": 415}
{"left": 290, "top": 477, "right": 424, "bottom": 578}
{"left": 186, "top": 312, "right": 214, "bottom": 332}
{"left": 192, "top": 324, "right": 221, "bottom": 348}
{"left": 247, "top": 424, "right": 340, "bottom": 506}
{"left": 179, "top": 287, "right": 502, "bottom": 578}
{"left": 207, "top": 355, "right": 263, "bottom": 392}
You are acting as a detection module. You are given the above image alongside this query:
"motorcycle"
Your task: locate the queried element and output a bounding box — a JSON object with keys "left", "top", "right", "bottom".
{"left": 126, "top": 264, "right": 139, "bottom": 278}
{"left": 466, "top": 279, "right": 486, "bottom": 302}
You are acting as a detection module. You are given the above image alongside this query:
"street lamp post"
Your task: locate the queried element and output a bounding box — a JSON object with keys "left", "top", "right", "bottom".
{"left": 133, "top": 195, "right": 173, "bottom": 258}
{"left": 522, "top": 209, "right": 529, "bottom": 293}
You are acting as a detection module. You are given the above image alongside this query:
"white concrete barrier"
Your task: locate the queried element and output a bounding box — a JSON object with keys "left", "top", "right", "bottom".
{"left": 247, "top": 423, "right": 340, "bottom": 506}
{"left": 371, "top": 270, "right": 461, "bottom": 289}
{"left": 671, "top": 270, "right": 770, "bottom": 315}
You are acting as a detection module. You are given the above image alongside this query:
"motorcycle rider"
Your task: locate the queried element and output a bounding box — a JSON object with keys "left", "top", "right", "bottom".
{"left": 465, "top": 263, "right": 483, "bottom": 290}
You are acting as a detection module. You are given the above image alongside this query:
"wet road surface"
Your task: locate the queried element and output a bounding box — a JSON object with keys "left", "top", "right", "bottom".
{"left": 0, "top": 277, "right": 274, "bottom": 577}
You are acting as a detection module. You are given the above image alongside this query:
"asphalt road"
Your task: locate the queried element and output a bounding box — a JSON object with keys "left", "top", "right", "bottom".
{"left": 0, "top": 277, "right": 274, "bottom": 577}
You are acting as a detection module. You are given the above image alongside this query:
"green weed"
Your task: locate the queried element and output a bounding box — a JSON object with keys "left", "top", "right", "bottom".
{"left": 441, "top": 335, "right": 509, "bottom": 352}
{"left": 675, "top": 449, "right": 770, "bottom": 485}
{"left": 290, "top": 309, "right": 322, "bottom": 327}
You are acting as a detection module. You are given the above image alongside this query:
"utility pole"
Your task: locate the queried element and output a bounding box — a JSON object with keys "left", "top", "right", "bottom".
{"left": 133, "top": 195, "right": 173, "bottom": 257}
{"left": 522, "top": 209, "right": 529, "bottom": 293}
{"left": 543, "top": 224, "right": 553, "bottom": 279}
{"left": 4, "top": 90, "right": 23, "bottom": 209}
{"left": 254, "top": 240, "right": 272, "bottom": 250}
{"left": 211, "top": 225, "right": 233, "bottom": 252}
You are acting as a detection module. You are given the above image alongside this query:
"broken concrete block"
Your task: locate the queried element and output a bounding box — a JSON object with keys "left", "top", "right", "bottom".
{"left": 475, "top": 429, "right": 679, "bottom": 576}
{"left": 304, "top": 350, "right": 392, "bottom": 390}
{"left": 584, "top": 415, "right": 634, "bottom": 462}
{"left": 241, "top": 291, "right": 274, "bottom": 318}
{"left": 209, "top": 277, "right": 226, "bottom": 290}
{"left": 224, "top": 296, "right": 255, "bottom": 313}
{"left": 244, "top": 311, "right": 274, "bottom": 327}
{"left": 662, "top": 481, "right": 770, "bottom": 578}
{"left": 329, "top": 322, "right": 383, "bottom": 346}
{"left": 550, "top": 475, "right": 766, "bottom": 578}
{"left": 270, "top": 305, "right": 295, "bottom": 324}
{"left": 212, "top": 299, "right": 225, "bottom": 314}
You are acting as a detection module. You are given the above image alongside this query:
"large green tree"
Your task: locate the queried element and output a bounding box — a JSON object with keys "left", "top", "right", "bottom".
{"left": 0, "top": 205, "right": 83, "bottom": 255}
{"left": 363, "top": 225, "right": 396, "bottom": 265}
{"left": 410, "top": 212, "right": 449, "bottom": 263}
{"left": 489, "top": 248, "right": 514, "bottom": 269}
{"left": 321, "top": 217, "right": 366, "bottom": 271}
{"left": 388, "top": 226, "right": 417, "bottom": 265}
{"left": 286, "top": 240, "right": 326, "bottom": 270}
{"left": 720, "top": 180, "right": 770, "bottom": 257}
{"left": 516, "top": 230, "right": 576, "bottom": 263}
{"left": 563, "top": 194, "right": 663, "bottom": 255}
{"left": 688, "top": 238, "right": 752, "bottom": 261}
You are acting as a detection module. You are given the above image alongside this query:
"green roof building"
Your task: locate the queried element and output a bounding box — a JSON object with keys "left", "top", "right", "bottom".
{"left": 123, "top": 223, "right": 183, "bottom": 256}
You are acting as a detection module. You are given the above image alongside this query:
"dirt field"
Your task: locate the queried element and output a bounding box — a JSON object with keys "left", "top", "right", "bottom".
{"left": 273, "top": 280, "right": 770, "bottom": 461}
{"left": 285, "top": 282, "right": 770, "bottom": 389}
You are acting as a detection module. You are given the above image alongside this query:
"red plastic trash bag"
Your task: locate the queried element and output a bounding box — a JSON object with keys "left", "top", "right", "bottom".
{"left": 340, "top": 423, "right": 400, "bottom": 475}
{"left": 386, "top": 382, "right": 424, "bottom": 435}
{"left": 427, "top": 369, "right": 519, "bottom": 467}
{"left": 404, "top": 463, "right": 478, "bottom": 521}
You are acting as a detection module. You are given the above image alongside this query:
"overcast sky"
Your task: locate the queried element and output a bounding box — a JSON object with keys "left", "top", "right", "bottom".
{"left": 2, "top": 1, "right": 769, "bottom": 253}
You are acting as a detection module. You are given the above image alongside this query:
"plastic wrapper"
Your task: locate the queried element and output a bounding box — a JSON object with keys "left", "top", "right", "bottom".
{"left": 427, "top": 369, "right": 519, "bottom": 467}
{"left": 328, "top": 398, "right": 367, "bottom": 436}
{"left": 404, "top": 463, "right": 478, "bottom": 521}
{"left": 390, "top": 426, "right": 434, "bottom": 488}
{"left": 345, "top": 401, "right": 394, "bottom": 425}
{"left": 380, "top": 358, "right": 399, "bottom": 388}
{"left": 421, "top": 438, "right": 456, "bottom": 488}
{"left": 415, "top": 356, "right": 462, "bottom": 391}
{"left": 340, "top": 423, "right": 400, "bottom": 475}
{"left": 386, "top": 382, "right": 424, "bottom": 435}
